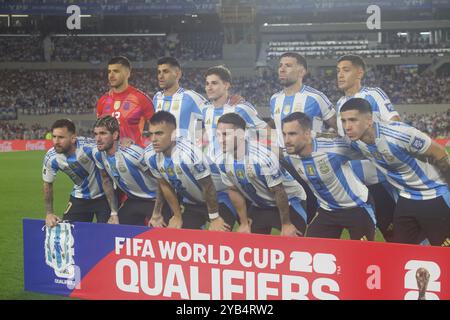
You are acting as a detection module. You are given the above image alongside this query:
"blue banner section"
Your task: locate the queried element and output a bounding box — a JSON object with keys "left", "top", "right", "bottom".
{"left": 1, "top": 0, "right": 448, "bottom": 16}
{"left": 0, "top": 1, "right": 218, "bottom": 15}
{"left": 23, "top": 219, "right": 147, "bottom": 297}
{"left": 257, "top": 0, "right": 435, "bottom": 15}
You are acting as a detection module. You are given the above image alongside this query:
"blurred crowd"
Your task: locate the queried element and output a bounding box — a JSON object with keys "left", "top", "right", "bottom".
{"left": 0, "top": 65, "right": 449, "bottom": 139}
{"left": 402, "top": 110, "right": 450, "bottom": 139}
{"left": 0, "top": 122, "right": 91, "bottom": 140}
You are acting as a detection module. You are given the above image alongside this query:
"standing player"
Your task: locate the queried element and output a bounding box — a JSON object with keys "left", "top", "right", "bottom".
{"left": 146, "top": 111, "right": 235, "bottom": 231}
{"left": 43, "top": 119, "right": 110, "bottom": 227}
{"left": 216, "top": 113, "right": 308, "bottom": 236}
{"left": 270, "top": 52, "right": 337, "bottom": 148}
{"left": 153, "top": 57, "right": 207, "bottom": 143}
{"left": 97, "top": 56, "right": 154, "bottom": 147}
{"left": 336, "top": 54, "right": 400, "bottom": 241}
{"left": 283, "top": 112, "right": 377, "bottom": 241}
{"left": 92, "top": 116, "right": 161, "bottom": 226}
{"left": 203, "top": 65, "right": 268, "bottom": 161}
{"left": 340, "top": 98, "right": 450, "bottom": 246}
{"left": 336, "top": 54, "right": 400, "bottom": 134}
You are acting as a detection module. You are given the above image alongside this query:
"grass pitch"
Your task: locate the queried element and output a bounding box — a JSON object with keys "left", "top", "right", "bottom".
{"left": 0, "top": 151, "right": 71, "bottom": 299}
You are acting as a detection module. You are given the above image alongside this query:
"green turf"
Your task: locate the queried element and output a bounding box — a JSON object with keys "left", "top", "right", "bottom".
{"left": 0, "top": 151, "right": 72, "bottom": 299}
{"left": 1, "top": 148, "right": 449, "bottom": 299}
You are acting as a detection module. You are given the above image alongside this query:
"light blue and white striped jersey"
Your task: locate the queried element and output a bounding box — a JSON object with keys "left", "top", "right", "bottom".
{"left": 336, "top": 86, "right": 399, "bottom": 186}
{"left": 146, "top": 137, "right": 212, "bottom": 205}
{"left": 349, "top": 159, "right": 385, "bottom": 186}
{"left": 144, "top": 141, "right": 236, "bottom": 214}
{"left": 42, "top": 137, "right": 104, "bottom": 200}
{"left": 153, "top": 87, "right": 207, "bottom": 143}
{"left": 93, "top": 144, "right": 157, "bottom": 199}
{"left": 218, "top": 143, "right": 307, "bottom": 221}
{"left": 336, "top": 86, "right": 399, "bottom": 137}
{"left": 270, "top": 85, "right": 335, "bottom": 147}
{"left": 285, "top": 137, "right": 376, "bottom": 222}
{"left": 351, "top": 122, "right": 450, "bottom": 201}
{"left": 202, "top": 100, "right": 267, "bottom": 160}
{"left": 349, "top": 159, "right": 398, "bottom": 201}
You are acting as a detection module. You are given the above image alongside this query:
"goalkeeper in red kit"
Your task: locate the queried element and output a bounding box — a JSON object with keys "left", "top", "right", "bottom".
{"left": 97, "top": 56, "right": 154, "bottom": 147}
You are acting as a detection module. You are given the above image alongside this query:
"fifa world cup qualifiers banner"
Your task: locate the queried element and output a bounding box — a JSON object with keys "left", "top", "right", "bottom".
{"left": 23, "top": 219, "right": 450, "bottom": 300}
{"left": 0, "top": 140, "right": 52, "bottom": 152}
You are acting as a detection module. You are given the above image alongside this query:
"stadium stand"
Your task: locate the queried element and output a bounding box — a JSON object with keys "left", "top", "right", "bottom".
{"left": 266, "top": 38, "right": 450, "bottom": 60}
{"left": 0, "top": 65, "right": 448, "bottom": 115}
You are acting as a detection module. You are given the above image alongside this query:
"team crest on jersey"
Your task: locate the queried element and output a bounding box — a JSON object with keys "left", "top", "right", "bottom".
{"left": 305, "top": 164, "right": 316, "bottom": 176}
{"left": 163, "top": 101, "right": 171, "bottom": 111}
{"left": 246, "top": 165, "right": 255, "bottom": 178}
{"left": 166, "top": 166, "right": 175, "bottom": 176}
{"left": 381, "top": 150, "right": 395, "bottom": 162}
{"left": 206, "top": 119, "right": 211, "bottom": 125}
{"left": 236, "top": 170, "right": 245, "bottom": 180}
{"left": 172, "top": 101, "right": 180, "bottom": 111}
{"left": 113, "top": 101, "right": 121, "bottom": 111}
{"left": 175, "top": 166, "right": 183, "bottom": 175}
{"left": 44, "top": 222, "right": 75, "bottom": 279}
{"left": 283, "top": 104, "right": 291, "bottom": 115}
{"left": 372, "top": 151, "right": 384, "bottom": 161}
{"left": 79, "top": 155, "right": 89, "bottom": 165}
{"left": 317, "top": 159, "right": 331, "bottom": 174}
{"left": 118, "top": 162, "right": 127, "bottom": 173}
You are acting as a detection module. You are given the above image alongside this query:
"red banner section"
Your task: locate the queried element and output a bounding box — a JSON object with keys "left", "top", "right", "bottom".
{"left": 435, "top": 138, "right": 450, "bottom": 147}
{"left": 0, "top": 140, "right": 53, "bottom": 152}
{"left": 72, "top": 227, "right": 450, "bottom": 300}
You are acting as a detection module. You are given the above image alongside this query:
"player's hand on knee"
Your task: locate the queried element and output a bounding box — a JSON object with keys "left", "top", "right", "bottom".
{"left": 208, "top": 217, "right": 231, "bottom": 232}
{"left": 149, "top": 214, "right": 166, "bottom": 228}
{"left": 45, "top": 213, "right": 61, "bottom": 228}
{"left": 281, "top": 223, "right": 302, "bottom": 237}
{"left": 108, "top": 215, "right": 119, "bottom": 224}
{"left": 168, "top": 215, "right": 183, "bottom": 229}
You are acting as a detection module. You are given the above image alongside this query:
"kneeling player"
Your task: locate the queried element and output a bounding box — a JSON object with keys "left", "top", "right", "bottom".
{"left": 43, "top": 119, "right": 110, "bottom": 227}
{"left": 283, "top": 112, "right": 376, "bottom": 241}
{"left": 93, "top": 116, "right": 163, "bottom": 226}
{"left": 146, "top": 111, "right": 235, "bottom": 231}
{"left": 216, "top": 113, "right": 308, "bottom": 236}
{"left": 340, "top": 98, "right": 450, "bottom": 246}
